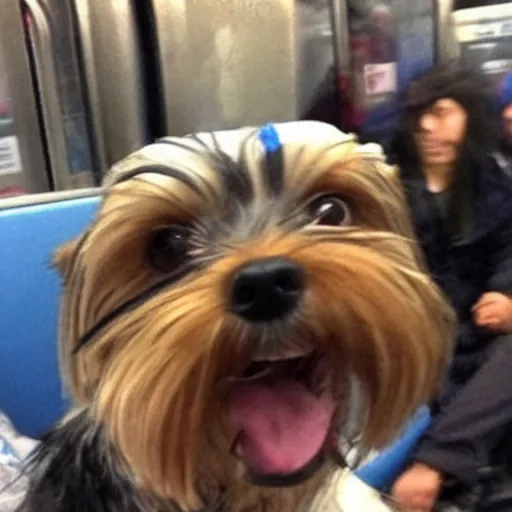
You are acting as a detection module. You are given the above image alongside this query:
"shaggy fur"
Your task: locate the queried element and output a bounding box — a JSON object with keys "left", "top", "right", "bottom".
{"left": 17, "top": 122, "right": 454, "bottom": 511}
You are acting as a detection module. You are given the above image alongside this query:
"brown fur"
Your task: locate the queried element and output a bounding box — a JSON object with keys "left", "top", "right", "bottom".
{"left": 51, "top": 128, "right": 455, "bottom": 511}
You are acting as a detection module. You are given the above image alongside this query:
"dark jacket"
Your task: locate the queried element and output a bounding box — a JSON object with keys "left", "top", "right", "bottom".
{"left": 402, "top": 157, "right": 512, "bottom": 391}
{"left": 399, "top": 157, "right": 512, "bottom": 484}
{"left": 496, "top": 140, "right": 512, "bottom": 177}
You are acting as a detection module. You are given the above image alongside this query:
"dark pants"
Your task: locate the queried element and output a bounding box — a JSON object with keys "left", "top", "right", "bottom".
{"left": 432, "top": 334, "right": 512, "bottom": 511}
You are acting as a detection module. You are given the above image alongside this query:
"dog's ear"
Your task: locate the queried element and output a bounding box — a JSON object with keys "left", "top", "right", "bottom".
{"left": 389, "top": 164, "right": 400, "bottom": 177}
{"left": 378, "top": 163, "right": 400, "bottom": 179}
{"left": 53, "top": 238, "right": 80, "bottom": 277}
{"left": 377, "top": 162, "right": 403, "bottom": 189}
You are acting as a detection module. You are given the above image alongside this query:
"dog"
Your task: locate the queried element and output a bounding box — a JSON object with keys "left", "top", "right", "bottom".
{"left": 17, "top": 121, "right": 454, "bottom": 511}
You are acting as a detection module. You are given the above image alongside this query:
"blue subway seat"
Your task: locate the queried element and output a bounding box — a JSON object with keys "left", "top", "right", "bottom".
{"left": 0, "top": 193, "right": 100, "bottom": 438}
{"left": 354, "top": 406, "right": 431, "bottom": 491}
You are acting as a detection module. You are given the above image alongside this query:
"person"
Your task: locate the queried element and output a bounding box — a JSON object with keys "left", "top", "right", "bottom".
{"left": 387, "top": 64, "right": 512, "bottom": 511}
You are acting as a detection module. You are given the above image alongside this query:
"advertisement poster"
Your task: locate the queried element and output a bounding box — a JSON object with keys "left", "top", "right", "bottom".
{"left": 0, "top": 48, "right": 23, "bottom": 181}
{"left": 342, "top": 0, "right": 435, "bottom": 144}
{"left": 453, "top": 3, "right": 512, "bottom": 95}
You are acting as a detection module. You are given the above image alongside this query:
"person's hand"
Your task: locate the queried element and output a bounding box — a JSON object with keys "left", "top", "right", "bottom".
{"left": 473, "top": 292, "right": 512, "bottom": 333}
{"left": 391, "top": 462, "right": 443, "bottom": 511}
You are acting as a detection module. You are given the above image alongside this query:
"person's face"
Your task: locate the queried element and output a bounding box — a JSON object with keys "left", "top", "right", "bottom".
{"left": 502, "top": 104, "right": 512, "bottom": 141}
{"left": 413, "top": 98, "right": 468, "bottom": 167}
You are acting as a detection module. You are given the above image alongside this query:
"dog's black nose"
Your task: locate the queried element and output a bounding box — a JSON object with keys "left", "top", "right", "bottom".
{"left": 230, "top": 257, "right": 304, "bottom": 322}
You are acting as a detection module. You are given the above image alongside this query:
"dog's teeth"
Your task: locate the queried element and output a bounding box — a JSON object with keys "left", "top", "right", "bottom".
{"left": 251, "top": 347, "right": 314, "bottom": 362}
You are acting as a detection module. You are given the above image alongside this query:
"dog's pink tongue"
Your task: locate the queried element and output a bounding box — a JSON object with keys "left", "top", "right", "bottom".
{"left": 230, "top": 380, "right": 335, "bottom": 475}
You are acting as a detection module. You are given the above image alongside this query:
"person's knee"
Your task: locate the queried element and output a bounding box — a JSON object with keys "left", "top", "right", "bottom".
{"left": 491, "top": 333, "right": 512, "bottom": 354}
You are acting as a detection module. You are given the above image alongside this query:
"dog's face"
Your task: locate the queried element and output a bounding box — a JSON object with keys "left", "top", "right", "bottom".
{"left": 55, "top": 122, "right": 453, "bottom": 510}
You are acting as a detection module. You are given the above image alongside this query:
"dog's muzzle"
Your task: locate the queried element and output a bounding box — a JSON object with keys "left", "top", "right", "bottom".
{"left": 229, "top": 256, "right": 304, "bottom": 323}
{"left": 227, "top": 257, "right": 338, "bottom": 487}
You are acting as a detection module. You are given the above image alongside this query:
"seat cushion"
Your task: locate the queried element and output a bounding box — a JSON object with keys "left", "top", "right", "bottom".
{"left": 0, "top": 195, "right": 99, "bottom": 438}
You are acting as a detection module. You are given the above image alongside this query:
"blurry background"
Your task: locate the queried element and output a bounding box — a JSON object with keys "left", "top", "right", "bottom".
{"left": 0, "top": 0, "right": 507, "bottom": 199}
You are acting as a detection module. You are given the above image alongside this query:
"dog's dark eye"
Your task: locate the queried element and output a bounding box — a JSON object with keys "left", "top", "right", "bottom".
{"left": 309, "top": 195, "right": 351, "bottom": 226}
{"left": 147, "top": 226, "right": 189, "bottom": 272}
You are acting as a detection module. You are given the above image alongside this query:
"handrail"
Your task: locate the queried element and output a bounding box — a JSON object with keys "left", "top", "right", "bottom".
{"left": 24, "top": 0, "right": 71, "bottom": 190}
{"left": 71, "top": 0, "right": 149, "bottom": 168}
{"left": 71, "top": 0, "right": 107, "bottom": 175}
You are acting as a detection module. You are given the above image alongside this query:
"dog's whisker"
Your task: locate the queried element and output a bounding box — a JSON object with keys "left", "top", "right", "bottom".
{"left": 228, "top": 366, "right": 273, "bottom": 383}
{"left": 276, "top": 203, "right": 308, "bottom": 228}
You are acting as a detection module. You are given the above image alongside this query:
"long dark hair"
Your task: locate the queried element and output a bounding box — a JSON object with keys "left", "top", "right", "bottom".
{"left": 389, "top": 63, "right": 498, "bottom": 239}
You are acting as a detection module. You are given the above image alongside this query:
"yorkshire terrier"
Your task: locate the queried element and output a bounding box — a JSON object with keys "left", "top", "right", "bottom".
{"left": 18, "top": 121, "right": 454, "bottom": 511}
